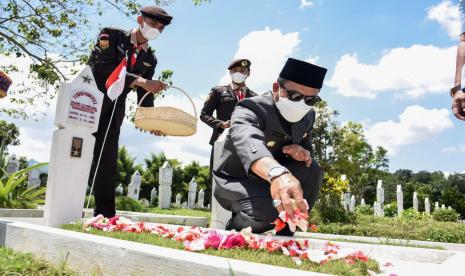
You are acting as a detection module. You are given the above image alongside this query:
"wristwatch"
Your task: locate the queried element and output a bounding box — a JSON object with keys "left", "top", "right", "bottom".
{"left": 267, "top": 166, "right": 290, "bottom": 183}
{"left": 450, "top": 86, "right": 463, "bottom": 97}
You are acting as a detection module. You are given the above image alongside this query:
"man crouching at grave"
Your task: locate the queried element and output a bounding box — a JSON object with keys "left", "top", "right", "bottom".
{"left": 87, "top": 6, "right": 172, "bottom": 218}
{"left": 213, "top": 58, "right": 327, "bottom": 236}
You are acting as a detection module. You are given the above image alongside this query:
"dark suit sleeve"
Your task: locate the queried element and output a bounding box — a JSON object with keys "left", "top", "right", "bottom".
{"left": 136, "top": 65, "right": 155, "bottom": 108}
{"left": 230, "top": 105, "right": 273, "bottom": 175}
{"left": 200, "top": 88, "right": 223, "bottom": 129}
{"left": 299, "top": 113, "right": 316, "bottom": 158}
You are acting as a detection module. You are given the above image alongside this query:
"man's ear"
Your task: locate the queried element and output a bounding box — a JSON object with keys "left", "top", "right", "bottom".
{"left": 272, "top": 82, "right": 279, "bottom": 93}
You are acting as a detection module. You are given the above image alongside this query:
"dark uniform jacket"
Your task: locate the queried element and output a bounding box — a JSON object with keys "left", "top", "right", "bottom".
{"left": 200, "top": 85, "right": 257, "bottom": 145}
{"left": 88, "top": 27, "right": 156, "bottom": 126}
{"left": 213, "top": 91, "right": 316, "bottom": 199}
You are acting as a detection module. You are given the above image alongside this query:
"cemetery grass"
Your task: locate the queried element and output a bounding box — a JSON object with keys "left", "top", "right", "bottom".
{"left": 63, "top": 224, "right": 379, "bottom": 276}
{"left": 314, "top": 214, "right": 465, "bottom": 244}
{"left": 147, "top": 207, "right": 211, "bottom": 220}
{"left": 0, "top": 247, "right": 76, "bottom": 275}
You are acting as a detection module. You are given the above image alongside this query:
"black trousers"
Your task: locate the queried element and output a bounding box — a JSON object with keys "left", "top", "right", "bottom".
{"left": 215, "top": 160, "right": 323, "bottom": 236}
{"left": 88, "top": 103, "right": 124, "bottom": 218}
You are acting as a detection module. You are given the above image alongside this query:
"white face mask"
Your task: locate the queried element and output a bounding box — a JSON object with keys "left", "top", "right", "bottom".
{"left": 275, "top": 87, "right": 313, "bottom": 123}
{"left": 230, "top": 72, "right": 248, "bottom": 84}
{"left": 140, "top": 22, "right": 160, "bottom": 40}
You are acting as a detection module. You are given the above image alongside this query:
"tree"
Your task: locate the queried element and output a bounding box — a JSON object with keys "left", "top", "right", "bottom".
{"left": 312, "top": 101, "right": 389, "bottom": 201}
{"left": 0, "top": 0, "right": 210, "bottom": 118}
{"left": 0, "top": 120, "right": 20, "bottom": 171}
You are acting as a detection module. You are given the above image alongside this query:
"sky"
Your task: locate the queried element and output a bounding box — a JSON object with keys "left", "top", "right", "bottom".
{"left": 2, "top": 0, "right": 465, "bottom": 174}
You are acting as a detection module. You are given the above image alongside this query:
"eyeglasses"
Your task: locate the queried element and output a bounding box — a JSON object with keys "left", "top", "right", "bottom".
{"left": 281, "top": 87, "right": 322, "bottom": 106}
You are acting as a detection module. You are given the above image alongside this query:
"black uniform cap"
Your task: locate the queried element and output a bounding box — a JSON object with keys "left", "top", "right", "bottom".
{"left": 228, "top": 59, "right": 251, "bottom": 70}
{"left": 140, "top": 6, "right": 173, "bottom": 26}
{"left": 279, "top": 58, "right": 327, "bottom": 89}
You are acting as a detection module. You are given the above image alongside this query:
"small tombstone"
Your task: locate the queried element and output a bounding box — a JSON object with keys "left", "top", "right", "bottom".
{"left": 129, "top": 171, "right": 141, "bottom": 200}
{"left": 150, "top": 187, "right": 157, "bottom": 206}
{"left": 425, "top": 197, "right": 431, "bottom": 214}
{"left": 188, "top": 177, "right": 198, "bottom": 209}
{"left": 196, "top": 189, "right": 205, "bottom": 209}
{"left": 5, "top": 154, "right": 19, "bottom": 175}
{"left": 413, "top": 192, "right": 418, "bottom": 212}
{"left": 343, "top": 192, "right": 351, "bottom": 211}
{"left": 374, "top": 201, "right": 380, "bottom": 216}
{"left": 349, "top": 195, "right": 356, "bottom": 212}
{"left": 448, "top": 206, "right": 452, "bottom": 210}
{"left": 181, "top": 201, "right": 187, "bottom": 208}
{"left": 376, "top": 180, "right": 384, "bottom": 217}
{"left": 115, "top": 184, "right": 124, "bottom": 196}
{"left": 435, "top": 201, "right": 439, "bottom": 210}
{"left": 127, "top": 182, "right": 135, "bottom": 199}
{"left": 442, "top": 204, "right": 446, "bottom": 210}
{"left": 396, "top": 185, "right": 403, "bottom": 217}
{"left": 158, "top": 161, "right": 173, "bottom": 209}
{"left": 361, "top": 198, "right": 366, "bottom": 206}
{"left": 139, "top": 198, "right": 150, "bottom": 207}
{"left": 340, "top": 175, "right": 347, "bottom": 181}
{"left": 27, "top": 167, "right": 42, "bottom": 189}
{"left": 207, "top": 203, "right": 210, "bottom": 209}
{"left": 175, "top": 193, "right": 182, "bottom": 206}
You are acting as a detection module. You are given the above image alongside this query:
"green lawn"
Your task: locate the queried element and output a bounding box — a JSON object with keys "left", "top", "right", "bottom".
{"left": 313, "top": 214, "right": 465, "bottom": 244}
{"left": 146, "top": 207, "right": 211, "bottom": 220}
{"left": 0, "top": 247, "right": 76, "bottom": 275}
{"left": 63, "top": 224, "right": 379, "bottom": 276}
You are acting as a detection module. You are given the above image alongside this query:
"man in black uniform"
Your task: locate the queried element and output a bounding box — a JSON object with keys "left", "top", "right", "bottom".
{"left": 200, "top": 59, "right": 257, "bottom": 169}
{"left": 88, "top": 6, "right": 173, "bottom": 218}
{"left": 213, "top": 58, "right": 327, "bottom": 236}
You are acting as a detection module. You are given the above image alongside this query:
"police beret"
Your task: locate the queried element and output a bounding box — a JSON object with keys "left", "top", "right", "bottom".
{"left": 228, "top": 59, "right": 251, "bottom": 70}
{"left": 279, "top": 58, "right": 327, "bottom": 89}
{"left": 140, "top": 6, "right": 173, "bottom": 26}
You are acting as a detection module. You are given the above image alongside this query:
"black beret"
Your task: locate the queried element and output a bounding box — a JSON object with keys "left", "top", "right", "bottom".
{"left": 141, "top": 6, "right": 173, "bottom": 26}
{"left": 228, "top": 59, "right": 251, "bottom": 70}
{"left": 279, "top": 58, "right": 327, "bottom": 89}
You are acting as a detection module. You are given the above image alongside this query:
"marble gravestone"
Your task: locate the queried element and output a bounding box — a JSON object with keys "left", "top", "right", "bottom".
{"left": 196, "top": 189, "right": 205, "bottom": 209}
{"left": 425, "top": 197, "right": 431, "bottom": 214}
{"left": 150, "top": 187, "right": 157, "bottom": 206}
{"left": 44, "top": 66, "right": 103, "bottom": 227}
{"left": 188, "top": 177, "right": 198, "bottom": 209}
{"left": 396, "top": 185, "right": 403, "bottom": 217}
{"left": 158, "top": 161, "right": 173, "bottom": 209}
{"left": 375, "top": 180, "right": 384, "bottom": 217}
{"left": 349, "top": 195, "right": 356, "bottom": 212}
{"left": 413, "top": 192, "right": 419, "bottom": 212}
{"left": 5, "top": 154, "right": 19, "bottom": 175}
{"left": 127, "top": 171, "right": 141, "bottom": 200}
{"left": 115, "top": 184, "right": 124, "bottom": 196}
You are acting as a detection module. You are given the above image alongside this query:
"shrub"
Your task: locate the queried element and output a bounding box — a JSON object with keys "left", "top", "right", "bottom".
{"left": 383, "top": 202, "right": 397, "bottom": 217}
{"left": 355, "top": 204, "right": 373, "bottom": 216}
{"left": 432, "top": 208, "right": 459, "bottom": 222}
{"left": 401, "top": 208, "right": 429, "bottom": 221}
{"left": 116, "top": 196, "right": 145, "bottom": 212}
{"left": 314, "top": 194, "right": 354, "bottom": 224}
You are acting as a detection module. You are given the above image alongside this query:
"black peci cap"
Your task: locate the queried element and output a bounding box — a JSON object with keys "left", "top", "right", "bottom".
{"left": 140, "top": 6, "right": 173, "bottom": 26}
{"left": 279, "top": 58, "right": 327, "bottom": 89}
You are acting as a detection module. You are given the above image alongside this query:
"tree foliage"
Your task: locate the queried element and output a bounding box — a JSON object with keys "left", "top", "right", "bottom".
{"left": 0, "top": 0, "right": 210, "bottom": 119}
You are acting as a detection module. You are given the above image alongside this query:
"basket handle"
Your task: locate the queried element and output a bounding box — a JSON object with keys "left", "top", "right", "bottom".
{"left": 137, "top": 85, "right": 197, "bottom": 119}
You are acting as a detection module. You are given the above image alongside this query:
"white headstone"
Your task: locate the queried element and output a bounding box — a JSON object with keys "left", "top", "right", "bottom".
{"left": 442, "top": 204, "right": 446, "bottom": 210}
{"left": 376, "top": 180, "right": 384, "bottom": 217}
{"left": 181, "top": 201, "right": 187, "bottom": 208}
{"left": 343, "top": 192, "right": 351, "bottom": 211}
{"left": 175, "top": 193, "right": 182, "bottom": 206}
{"left": 196, "top": 189, "right": 205, "bottom": 209}
{"left": 211, "top": 136, "right": 232, "bottom": 229}
{"left": 435, "top": 201, "right": 439, "bottom": 210}
{"left": 158, "top": 161, "right": 173, "bottom": 209}
{"left": 127, "top": 171, "right": 141, "bottom": 200}
{"left": 361, "top": 198, "right": 365, "bottom": 206}
{"left": 27, "top": 166, "right": 41, "bottom": 189}
{"left": 187, "top": 177, "right": 198, "bottom": 209}
{"left": 341, "top": 175, "right": 347, "bottom": 182}
{"left": 448, "top": 206, "right": 452, "bottom": 210}
{"left": 5, "top": 154, "right": 19, "bottom": 175}
{"left": 44, "top": 66, "right": 104, "bottom": 227}
{"left": 396, "top": 185, "right": 403, "bottom": 217}
{"left": 150, "top": 187, "right": 157, "bottom": 206}
{"left": 115, "top": 184, "right": 124, "bottom": 196}
{"left": 413, "top": 192, "right": 418, "bottom": 212}
{"left": 374, "top": 201, "right": 380, "bottom": 216}
{"left": 350, "top": 195, "right": 356, "bottom": 212}
{"left": 425, "top": 197, "right": 431, "bottom": 214}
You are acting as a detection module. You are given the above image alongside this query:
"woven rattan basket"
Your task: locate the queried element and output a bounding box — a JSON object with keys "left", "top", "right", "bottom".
{"left": 0, "top": 71, "right": 12, "bottom": 99}
{"left": 134, "top": 86, "right": 197, "bottom": 136}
